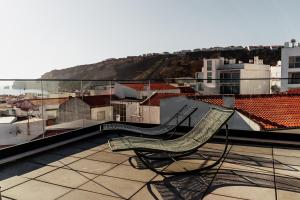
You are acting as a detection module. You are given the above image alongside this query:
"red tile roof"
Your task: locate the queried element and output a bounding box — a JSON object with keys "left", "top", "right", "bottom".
{"left": 197, "top": 94, "right": 300, "bottom": 130}
{"left": 177, "top": 86, "right": 196, "bottom": 93}
{"left": 287, "top": 88, "right": 300, "bottom": 94}
{"left": 122, "top": 83, "right": 177, "bottom": 91}
{"left": 81, "top": 95, "right": 118, "bottom": 108}
{"left": 141, "top": 93, "right": 196, "bottom": 106}
{"left": 29, "top": 98, "right": 68, "bottom": 106}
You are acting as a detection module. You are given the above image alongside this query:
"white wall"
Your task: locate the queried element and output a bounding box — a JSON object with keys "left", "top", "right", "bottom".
{"left": 140, "top": 106, "right": 160, "bottom": 124}
{"left": 281, "top": 46, "right": 300, "bottom": 91}
{"left": 160, "top": 96, "right": 261, "bottom": 131}
{"left": 240, "top": 64, "right": 271, "bottom": 94}
{"left": 91, "top": 106, "right": 112, "bottom": 122}
{"left": 270, "top": 66, "right": 281, "bottom": 93}
{"left": 202, "top": 58, "right": 224, "bottom": 94}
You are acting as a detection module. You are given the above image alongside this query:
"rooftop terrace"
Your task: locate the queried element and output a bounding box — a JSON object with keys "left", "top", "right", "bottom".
{"left": 0, "top": 131, "right": 300, "bottom": 200}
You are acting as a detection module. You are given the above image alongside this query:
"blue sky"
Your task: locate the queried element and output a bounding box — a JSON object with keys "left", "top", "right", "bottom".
{"left": 0, "top": 0, "right": 299, "bottom": 78}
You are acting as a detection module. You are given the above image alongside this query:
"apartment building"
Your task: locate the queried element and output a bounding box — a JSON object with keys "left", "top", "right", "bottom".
{"left": 281, "top": 40, "right": 300, "bottom": 91}
{"left": 200, "top": 57, "right": 271, "bottom": 95}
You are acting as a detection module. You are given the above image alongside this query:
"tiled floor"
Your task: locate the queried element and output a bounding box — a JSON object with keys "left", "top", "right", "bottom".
{"left": 0, "top": 133, "right": 300, "bottom": 200}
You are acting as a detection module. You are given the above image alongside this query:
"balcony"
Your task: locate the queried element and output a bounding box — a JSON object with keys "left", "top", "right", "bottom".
{"left": 0, "top": 78, "right": 299, "bottom": 199}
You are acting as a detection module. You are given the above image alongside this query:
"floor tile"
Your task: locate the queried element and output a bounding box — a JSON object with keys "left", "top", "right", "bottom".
{"left": 3, "top": 180, "right": 70, "bottom": 200}
{"left": 201, "top": 143, "right": 231, "bottom": 152}
{"left": 274, "top": 167, "right": 300, "bottom": 195}
{"left": 29, "top": 153, "right": 80, "bottom": 167}
{"left": 164, "top": 159, "right": 218, "bottom": 174}
{"left": 21, "top": 165, "right": 57, "bottom": 179}
{"left": 70, "top": 150, "right": 98, "bottom": 158}
{"left": 87, "top": 151, "right": 129, "bottom": 164}
{"left": 277, "top": 190, "right": 300, "bottom": 200}
{"left": 130, "top": 185, "right": 163, "bottom": 200}
{"left": 68, "top": 159, "right": 116, "bottom": 175}
{"left": 0, "top": 176, "right": 28, "bottom": 191}
{"left": 149, "top": 173, "right": 215, "bottom": 199}
{"left": 207, "top": 169, "right": 275, "bottom": 200}
{"left": 212, "top": 186, "right": 275, "bottom": 200}
{"left": 203, "top": 193, "right": 242, "bottom": 200}
{"left": 82, "top": 175, "right": 145, "bottom": 199}
{"left": 275, "top": 164, "right": 300, "bottom": 179}
{"left": 231, "top": 145, "right": 272, "bottom": 155}
{"left": 104, "top": 164, "right": 156, "bottom": 182}
{"left": 37, "top": 168, "right": 97, "bottom": 188}
{"left": 274, "top": 155, "right": 300, "bottom": 167}
{"left": 57, "top": 189, "right": 121, "bottom": 200}
{"left": 273, "top": 148, "right": 300, "bottom": 158}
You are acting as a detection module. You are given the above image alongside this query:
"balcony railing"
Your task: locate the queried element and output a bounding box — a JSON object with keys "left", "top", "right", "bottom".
{"left": 0, "top": 77, "right": 299, "bottom": 149}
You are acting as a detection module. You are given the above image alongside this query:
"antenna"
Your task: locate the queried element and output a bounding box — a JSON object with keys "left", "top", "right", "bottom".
{"left": 291, "top": 38, "right": 296, "bottom": 47}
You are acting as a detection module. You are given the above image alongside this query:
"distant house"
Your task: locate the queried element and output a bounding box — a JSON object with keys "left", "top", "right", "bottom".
{"left": 57, "top": 95, "right": 114, "bottom": 123}
{"left": 115, "top": 82, "right": 180, "bottom": 99}
{"left": 14, "top": 98, "right": 68, "bottom": 122}
{"left": 139, "top": 93, "right": 194, "bottom": 124}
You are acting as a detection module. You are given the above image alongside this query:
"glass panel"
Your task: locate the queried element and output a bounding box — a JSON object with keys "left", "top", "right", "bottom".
{"left": 41, "top": 80, "right": 84, "bottom": 138}
{"left": 0, "top": 80, "right": 44, "bottom": 146}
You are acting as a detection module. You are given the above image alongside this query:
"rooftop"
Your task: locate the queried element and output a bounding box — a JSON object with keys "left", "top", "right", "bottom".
{"left": 0, "top": 132, "right": 299, "bottom": 200}
{"left": 122, "top": 83, "right": 177, "bottom": 91}
{"left": 198, "top": 94, "right": 300, "bottom": 130}
{"left": 140, "top": 93, "right": 192, "bottom": 106}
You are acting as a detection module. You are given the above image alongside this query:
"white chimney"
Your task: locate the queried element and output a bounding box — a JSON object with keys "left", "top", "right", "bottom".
{"left": 223, "top": 95, "right": 235, "bottom": 109}
{"left": 284, "top": 42, "right": 290, "bottom": 47}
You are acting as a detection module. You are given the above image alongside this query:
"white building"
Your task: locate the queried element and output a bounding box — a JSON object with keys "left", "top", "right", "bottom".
{"left": 270, "top": 61, "right": 281, "bottom": 93}
{"left": 281, "top": 40, "right": 300, "bottom": 91}
{"left": 200, "top": 57, "right": 271, "bottom": 95}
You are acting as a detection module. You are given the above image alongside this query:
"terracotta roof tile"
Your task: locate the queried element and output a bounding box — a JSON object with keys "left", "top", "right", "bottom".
{"left": 287, "top": 88, "right": 300, "bottom": 94}
{"left": 141, "top": 93, "right": 196, "bottom": 106}
{"left": 122, "top": 83, "right": 177, "bottom": 91}
{"left": 29, "top": 98, "right": 68, "bottom": 106}
{"left": 197, "top": 94, "right": 300, "bottom": 130}
{"left": 81, "top": 95, "right": 118, "bottom": 108}
{"left": 177, "top": 86, "right": 196, "bottom": 93}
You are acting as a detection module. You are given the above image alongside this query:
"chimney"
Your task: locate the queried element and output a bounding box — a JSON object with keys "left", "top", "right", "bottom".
{"left": 284, "top": 42, "right": 290, "bottom": 48}
{"left": 223, "top": 95, "right": 235, "bottom": 109}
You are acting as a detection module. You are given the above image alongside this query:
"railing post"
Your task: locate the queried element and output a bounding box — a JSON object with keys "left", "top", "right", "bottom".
{"left": 0, "top": 186, "right": 2, "bottom": 200}
{"left": 188, "top": 116, "right": 191, "bottom": 128}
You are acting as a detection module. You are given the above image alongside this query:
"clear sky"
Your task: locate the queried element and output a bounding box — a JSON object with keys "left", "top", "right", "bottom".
{"left": 0, "top": 0, "right": 299, "bottom": 79}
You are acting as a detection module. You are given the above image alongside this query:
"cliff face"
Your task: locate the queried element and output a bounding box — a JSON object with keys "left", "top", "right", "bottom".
{"left": 41, "top": 48, "right": 281, "bottom": 80}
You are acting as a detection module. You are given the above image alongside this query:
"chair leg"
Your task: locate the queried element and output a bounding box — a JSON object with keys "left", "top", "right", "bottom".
{"left": 133, "top": 124, "right": 230, "bottom": 175}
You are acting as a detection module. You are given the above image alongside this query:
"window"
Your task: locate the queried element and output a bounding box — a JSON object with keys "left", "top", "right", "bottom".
{"left": 220, "top": 85, "right": 240, "bottom": 94}
{"left": 97, "top": 111, "right": 105, "bottom": 121}
{"left": 289, "top": 56, "right": 300, "bottom": 68}
{"left": 207, "top": 72, "right": 212, "bottom": 83}
{"left": 289, "top": 72, "right": 300, "bottom": 84}
{"left": 207, "top": 60, "right": 212, "bottom": 71}
{"left": 220, "top": 71, "right": 240, "bottom": 83}
{"left": 112, "top": 104, "right": 126, "bottom": 121}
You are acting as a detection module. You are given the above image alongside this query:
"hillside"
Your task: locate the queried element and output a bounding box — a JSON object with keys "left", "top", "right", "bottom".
{"left": 41, "top": 48, "right": 281, "bottom": 81}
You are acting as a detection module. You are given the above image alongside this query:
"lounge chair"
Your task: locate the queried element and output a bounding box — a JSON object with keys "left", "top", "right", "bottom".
{"left": 102, "top": 105, "right": 197, "bottom": 136}
{"left": 108, "top": 107, "right": 234, "bottom": 174}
